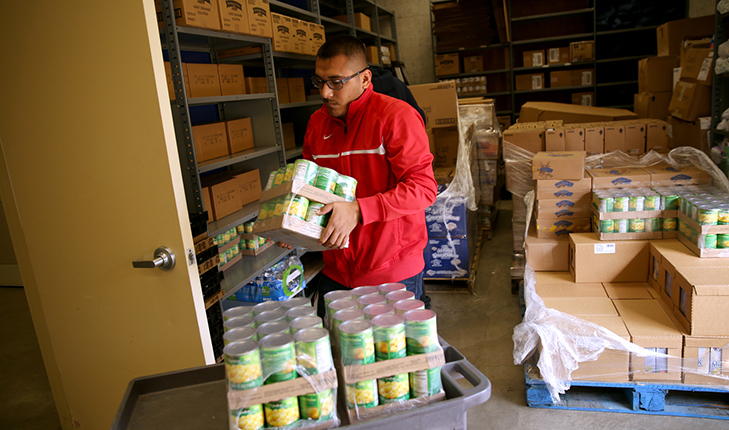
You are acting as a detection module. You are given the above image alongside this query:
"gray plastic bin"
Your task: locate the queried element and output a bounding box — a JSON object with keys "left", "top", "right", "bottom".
{"left": 111, "top": 337, "right": 491, "bottom": 430}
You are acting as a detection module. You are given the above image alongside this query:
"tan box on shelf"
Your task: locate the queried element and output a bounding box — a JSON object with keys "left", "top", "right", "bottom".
{"left": 365, "top": 46, "right": 379, "bottom": 64}
{"left": 184, "top": 63, "right": 222, "bottom": 98}
{"left": 434, "top": 53, "right": 459, "bottom": 76}
{"left": 523, "top": 50, "right": 545, "bottom": 67}
{"left": 218, "top": 64, "right": 246, "bottom": 96}
{"left": 545, "top": 128, "right": 566, "bottom": 151}
{"left": 217, "top": 0, "right": 248, "bottom": 33}
{"left": 602, "top": 122, "right": 625, "bottom": 153}
{"left": 271, "top": 13, "right": 294, "bottom": 53}
{"left": 409, "top": 81, "right": 458, "bottom": 129}
{"left": 571, "top": 315, "right": 631, "bottom": 383}
{"left": 245, "top": 77, "right": 268, "bottom": 94}
{"left": 634, "top": 92, "right": 672, "bottom": 120}
{"left": 536, "top": 195, "right": 592, "bottom": 219}
{"left": 588, "top": 167, "right": 651, "bottom": 189}
{"left": 282, "top": 122, "right": 296, "bottom": 150}
{"left": 226, "top": 118, "right": 254, "bottom": 154}
{"left": 575, "top": 69, "right": 593, "bottom": 86}
{"left": 646, "top": 121, "right": 670, "bottom": 153}
{"left": 234, "top": 169, "right": 262, "bottom": 207}
{"left": 682, "top": 336, "right": 729, "bottom": 385}
{"left": 515, "top": 73, "right": 544, "bottom": 90}
{"left": 156, "top": 0, "right": 220, "bottom": 30}
{"left": 656, "top": 15, "right": 715, "bottom": 58}
{"left": 531, "top": 151, "right": 586, "bottom": 181}
{"left": 564, "top": 126, "right": 586, "bottom": 151}
{"left": 535, "top": 174, "right": 591, "bottom": 200}
{"left": 333, "top": 12, "right": 371, "bottom": 31}
{"left": 569, "top": 41, "right": 594, "bottom": 61}
{"left": 206, "top": 177, "right": 242, "bottom": 221}
{"left": 584, "top": 124, "right": 604, "bottom": 155}
{"left": 246, "top": 0, "right": 273, "bottom": 38}
{"left": 519, "top": 102, "right": 637, "bottom": 123}
{"left": 463, "top": 55, "right": 484, "bottom": 73}
{"left": 569, "top": 233, "right": 650, "bottom": 283}
{"left": 669, "top": 80, "right": 712, "bottom": 122}
{"left": 571, "top": 92, "right": 593, "bottom": 106}
{"left": 668, "top": 116, "right": 711, "bottom": 152}
{"left": 201, "top": 186, "right": 213, "bottom": 220}
{"left": 503, "top": 128, "right": 544, "bottom": 153}
{"left": 309, "top": 22, "right": 325, "bottom": 56}
{"left": 192, "top": 122, "right": 229, "bottom": 163}
{"left": 276, "top": 78, "right": 290, "bottom": 104}
{"left": 624, "top": 121, "right": 647, "bottom": 156}
{"left": 535, "top": 217, "right": 591, "bottom": 239}
{"left": 643, "top": 164, "right": 712, "bottom": 187}
{"left": 547, "top": 47, "right": 570, "bottom": 65}
{"left": 674, "top": 267, "right": 729, "bottom": 336}
{"left": 291, "top": 18, "right": 310, "bottom": 55}
{"left": 638, "top": 56, "right": 675, "bottom": 93}
{"left": 680, "top": 48, "right": 714, "bottom": 86}
{"left": 526, "top": 226, "right": 571, "bottom": 272}
{"left": 549, "top": 70, "right": 574, "bottom": 88}
{"left": 288, "top": 77, "right": 306, "bottom": 103}
{"left": 216, "top": 45, "right": 263, "bottom": 59}
{"left": 614, "top": 299, "right": 683, "bottom": 383}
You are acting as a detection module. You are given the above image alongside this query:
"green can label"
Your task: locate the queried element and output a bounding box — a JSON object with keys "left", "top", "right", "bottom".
{"left": 261, "top": 342, "right": 296, "bottom": 383}
{"left": 298, "top": 389, "right": 334, "bottom": 421}
{"left": 258, "top": 201, "right": 272, "bottom": 220}
{"left": 405, "top": 318, "right": 438, "bottom": 355}
{"left": 628, "top": 218, "right": 645, "bottom": 233}
{"left": 719, "top": 209, "right": 729, "bottom": 225}
{"left": 698, "top": 208, "right": 719, "bottom": 225}
{"left": 293, "top": 159, "right": 319, "bottom": 185}
{"left": 374, "top": 324, "right": 407, "bottom": 361}
{"left": 644, "top": 196, "right": 660, "bottom": 211}
{"left": 409, "top": 367, "right": 442, "bottom": 398}
{"left": 718, "top": 234, "right": 729, "bottom": 248}
{"left": 306, "top": 202, "right": 329, "bottom": 228}
{"left": 629, "top": 196, "right": 644, "bottom": 211}
{"left": 225, "top": 352, "right": 263, "bottom": 390}
{"left": 340, "top": 329, "right": 375, "bottom": 365}
{"left": 335, "top": 175, "right": 358, "bottom": 202}
{"left": 378, "top": 373, "right": 410, "bottom": 403}
{"left": 273, "top": 168, "right": 285, "bottom": 186}
{"left": 346, "top": 380, "right": 378, "bottom": 408}
{"left": 663, "top": 195, "right": 679, "bottom": 211}
{"left": 272, "top": 197, "right": 285, "bottom": 218}
{"left": 264, "top": 397, "right": 299, "bottom": 427}
{"left": 229, "top": 405, "right": 264, "bottom": 430}
{"left": 662, "top": 218, "right": 677, "bottom": 231}
{"left": 314, "top": 168, "right": 339, "bottom": 194}
{"left": 645, "top": 218, "right": 661, "bottom": 232}
{"left": 613, "top": 197, "right": 629, "bottom": 212}
{"left": 283, "top": 164, "right": 295, "bottom": 183}
{"left": 295, "top": 337, "right": 333, "bottom": 374}
{"left": 599, "top": 220, "right": 614, "bottom": 233}
{"left": 704, "top": 234, "right": 718, "bottom": 249}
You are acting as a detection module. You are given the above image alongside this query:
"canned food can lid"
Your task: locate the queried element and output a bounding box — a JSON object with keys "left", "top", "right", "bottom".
{"left": 333, "top": 308, "right": 365, "bottom": 322}
{"left": 378, "top": 283, "right": 407, "bottom": 295}
{"left": 404, "top": 309, "right": 437, "bottom": 322}
{"left": 290, "top": 315, "right": 323, "bottom": 330}
{"left": 358, "top": 294, "right": 386, "bottom": 307}
{"left": 294, "top": 327, "right": 329, "bottom": 343}
{"left": 224, "top": 306, "right": 254, "bottom": 319}
{"left": 339, "top": 319, "right": 372, "bottom": 334}
{"left": 253, "top": 301, "right": 282, "bottom": 314}
{"left": 328, "top": 298, "right": 358, "bottom": 312}
{"left": 224, "top": 338, "right": 259, "bottom": 357}
{"left": 394, "top": 299, "right": 425, "bottom": 312}
{"left": 364, "top": 303, "right": 394, "bottom": 317}
{"left": 255, "top": 310, "right": 286, "bottom": 323}
{"left": 223, "top": 326, "right": 258, "bottom": 343}
{"left": 324, "top": 290, "right": 353, "bottom": 302}
{"left": 257, "top": 321, "right": 290, "bottom": 337}
{"left": 259, "top": 332, "right": 295, "bottom": 348}
{"left": 281, "top": 297, "right": 311, "bottom": 309}
{"left": 386, "top": 291, "right": 415, "bottom": 302}
{"left": 352, "top": 286, "right": 379, "bottom": 297}
{"left": 224, "top": 315, "right": 255, "bottom": 329}
{"left": 371, "top": 313, "right": 404, "bottom": 328}
{"left": 286, "top": 306, "right": 316, "bottom": 319}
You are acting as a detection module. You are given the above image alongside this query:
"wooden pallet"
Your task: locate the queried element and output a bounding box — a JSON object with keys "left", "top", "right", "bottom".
{"left": 425, "top": 234, "right": 483, "bottom": 294}
{"left": 524, "top": 356, "right": 729, "bottom": 420}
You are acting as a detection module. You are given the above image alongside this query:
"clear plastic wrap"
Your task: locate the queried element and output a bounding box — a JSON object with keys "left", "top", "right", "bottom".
{"left": 234, "top": 255, "right": 307, "bottom": 303}
{"left": 511, "top": 147, "right": 729, "bottom": 404}
{"left": 719, "top": 0, "right": 729, "bottom": 14}
{"left": 503, "top": 141, "right": 537, "bottom": 251}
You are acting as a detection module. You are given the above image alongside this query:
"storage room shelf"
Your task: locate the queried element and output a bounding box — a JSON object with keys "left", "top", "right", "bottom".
{"left": 184, "top": 93, "right": 274, "bottom": 106}
{"left": 511, "top": 8, "right": 594, "bottom": 23}
{"left": 380, "top": 35, "right": 396, "bottom": 44}
{"left": 435, "top": 43, "right": 511, "bottom": 55}
{"left": 269, "top": 0, "right": 317, "bottom": 20}
{"left": 596, "top": 55, "right": 653, "bottom": 64}
{"left": 272, "top": 51, "right": 316, "bottom": 65}
{"left": 170, "top": 26, "right": 270, "bottom": 50}
{"left": 300, "top": 252, "right": 325, "bottom": 284}
{"left": 596, "top": 25, "right": 660, "bottom": 36}
{"left": 286, "top": 147, "right": 304, "bottom": 159}
{"left": 595, "top": 80, "right": 638, "bottom": 88}
{"left": 458, "top": 91, "right": 511, "bottom": 98}
{"left": 438, "top": 68, "right": 511, "bottom": 79}
{"left": 723, "top": 12, "right": 729, "bottom": 20}
{"left": 207, "top": 201, "right": 259, "bottom": 238}
{"left": 496, "top": 110, "right": 512, "bottom": 115}
{"left": 357, "top": 28, "right": 378, "bottom": 38}
{"left": 513, "top": 61, "right": 594, "bottom": 72}
{"left": 280, "top": 100, "right": 323, "bottom": 109}
{"left": 198, "top": 146, "right": 282, "bottom": 173}
{"left": 715, "top": 129, "right": 729, "bottom": 137}
{"left": 514, "top": 85, "right": 593, "bottom": 94}
{"left": 512, "top": 33, "right": 594, "bottom": 46}
{"left": 220, "top": 246, "right": 294, "bottom": 300}
{"left": 320, "top": 16, "right": 353, "bottom": 31}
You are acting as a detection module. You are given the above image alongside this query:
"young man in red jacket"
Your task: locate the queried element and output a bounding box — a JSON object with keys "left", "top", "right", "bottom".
{"left": 283, "top": 35, "right": 437, "bottom": 314}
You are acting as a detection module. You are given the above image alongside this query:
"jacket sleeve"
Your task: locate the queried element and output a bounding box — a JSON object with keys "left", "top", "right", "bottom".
{"left": 357, "top": 103, "right": 437, "bottom": 225}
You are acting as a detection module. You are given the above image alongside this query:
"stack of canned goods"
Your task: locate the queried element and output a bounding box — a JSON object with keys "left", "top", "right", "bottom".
{"left": 674, "top": 184, "right": 729, "bottom": 249}
{"left": 592, "top": 188, "right": 664, "bottom": 234}
{"left": 258, "top": 159, "right": 358, "bottom": 230}
{"left": 237, "top": 221, "right": 268, "bottom": 252}
{"left": 214, "top": 221, "right": 271, "bottom": 268}
{"left": 224, "top": 299, "right": 335, "bottom": 430}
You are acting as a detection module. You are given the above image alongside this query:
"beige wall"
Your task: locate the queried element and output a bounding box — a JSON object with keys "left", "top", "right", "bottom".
{"left": 689, "top": 0, "right": 715, "bottom": 17}
{"left": 379, "top": 0, "right": 434, "bottom": 85}
{"left": 0, "top": 197, "right": 17, "bottom": 265}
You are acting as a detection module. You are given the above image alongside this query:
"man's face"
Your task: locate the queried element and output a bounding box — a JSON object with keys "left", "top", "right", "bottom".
{"left": 314, "top": 54, "right": 371, "bottom": 119}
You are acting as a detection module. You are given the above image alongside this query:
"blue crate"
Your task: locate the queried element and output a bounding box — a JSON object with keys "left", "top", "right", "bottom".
{"left": 424, "top": 237, "right": 471, "bottom": 278}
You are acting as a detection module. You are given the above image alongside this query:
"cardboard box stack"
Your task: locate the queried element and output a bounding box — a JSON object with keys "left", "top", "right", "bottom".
{"left": 192, "top": 117, "right": 255, "bottom": 164}
{"left": 202, "top": 169, "right": 262, "bottom": 222}
{"left": 155, "top": 0, "right": 274, "bottom": 38}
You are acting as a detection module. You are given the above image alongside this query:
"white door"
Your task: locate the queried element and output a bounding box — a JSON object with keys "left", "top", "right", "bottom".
{"left": 0, "top": 1, "right": 213, "bottom": 429}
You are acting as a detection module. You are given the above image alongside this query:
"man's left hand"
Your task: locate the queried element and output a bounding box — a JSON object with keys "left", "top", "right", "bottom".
{"left": 318, "top": 201, "right": 361, "bottom": 249}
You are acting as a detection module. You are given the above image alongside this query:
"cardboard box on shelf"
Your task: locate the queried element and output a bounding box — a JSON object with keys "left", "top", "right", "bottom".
{"left": 218, "top": 64, "right": 246, "bottom": 96}
{"left": 571, "top": 92, "right": 593, "bottom": 106}
{"left": 515, "top": 73, "right": 544, "bottom": 91}
{"left": 291, "top": 18, "right": 310, "bottom": 55}
{"left": 276, "top": 78, "right": 290, "bottom": 104}
{"left": 603, "top": 123, "right": 626, "bottom": 153}
{"left": 217, "top": 0, "right": 248, "bottom": 33}
{"left": 157, "top": 0, "right": 220, "bottom": 30}
{"left": 547, "top": 47, "right": 570, "bottom": 65}
{"left": 647, "top": 239, "right": 705, "bottom": 295}
{"left": 365, "top": 45, "right": 379, "bottom": 64}
{"left": 545, "top": 128, "right": 566, "bottom": 151}
{"left": 216, "top": 45, "right": 263, "bottom": 59}
{"left": 309, "top": 23, "right": 326, "bottom": 56}
{"left": 271, "top": 13, "right": 294, "bottom": 53}
{"left": 673, "top": 267, "right": 729, "bottom": 336}
{"left": 634, "top": 92, "right": 672, "bottom": 119}
{"left": 669, "top": 80, "right": 712, "bottom": 122}
{"left": 526, "top": 225, "right": 570, "bottom": 272}
{"left": 234, "top": 169, "right": 261, "bottom": 207}
{"left": 245, "top": 77, "right": 268, "bottom": 94}
{"left": 668, "top": 116, "right": 711, "bottom": 152}
{"left": 432, "top": 127, "right": 459, "bottom": 168}
{"left": 656, "top": 15, "right": 715, "bottom": 58}
{"left": 225, "top": 117, "right": 254, "bottom": 154}
{"left": 434, "top": 53, "right": 459, "bottom": 76}
{"left": 542, "top": 297, "right": 618, "bottom": 316}
{"left": 282, "top": 122, "right": 296, "bottom": 150}
{"left": 535, "top": 217, "right": 591, "bottom": 239}
{"left": 246, "top": 0, "right": 273, "bottom": 38}
{"left": 463, "top": 55, "right": 484, "bottom": 73}
{"left": 569, "top": 233, "right": 650, "bottom": 283}
{"left": 614, "top": 299, "right": 683, "bottom": 382}
{"left": 333, "top": 12, "right": 371, "bottom": 31}
{"left": 533, "top": 271, "right": 574, "bottom": 284}
{"left": 569, "top": 41, "right": 594, "bottom": 61}
{"left": 643, "top": 164, "right": 712, "bottom": 187}
{"left": 192, "top": 122, "right": 229, "bottom": 163}
{"left": 575, "top": 69, "right": 593, "bottom": 87}
{"left": 571, "top": 315, "right": 631, "bottom": 383}
{"left": 536, "top": 195, "right": 591, "bottom": 217}
{"left": 184, "top": 63, "right": 221, "bottom": 98}
{"left": 682, "top": 336, "right": 729, "bottom": 385}
{"left": 680, "top": 48, "right": 714, "bottom": 86}
{"left": 531, "top": 151, "right": 586, "bottom": 181}
{"left": 584, "top": 124, "right": 604, "bottom": 155}
{"left": 201, "top": 186, "right": 213, "bottom": 220}
{"left": 603, "top": 282, "right": 654, "bottom": 300}
{"left": 519, "top": 102, "right": 637, "bottom": 123}
{"left": 535, "top": 174, "right": 592, "bottom": 200}
{"left": 503, "top": 128, "right": 544, "bottom": 153}
{"left": 646, "top": 121, "right": 670, "bottom": 153}
{"left": 206, "top": 176, "right": 242, "bottom": 221}
{"left": 549, "top": 70, "right": 574, "bottom": 89}
{"left": 638, "top": 56, "right": 676, "bottom": 93}
{"left": 564, "top": 126, "right": 585, "bottom": 151}
{"left": 523, "top": 50, "right": 545, "bottom": 67}
{"left": 588, "top": 167, "right": 651, "bottom": 189}
{"left": 409, "top": 82, "right": 458, "bottom": 129}
{"left": 288, "top": 77, "right": 306, "bottom": 103}
{"left": 624, "top": 122, "right": 647, "bottom": 156}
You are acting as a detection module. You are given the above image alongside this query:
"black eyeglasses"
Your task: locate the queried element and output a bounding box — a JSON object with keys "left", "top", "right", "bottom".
{"left": 311, "top": 67, "right": 369, "bottom": 90}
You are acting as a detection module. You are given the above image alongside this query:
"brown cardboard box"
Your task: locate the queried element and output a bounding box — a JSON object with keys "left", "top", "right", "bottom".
{"left": 647, "top": 239, "right": 708, "bottom": 296}
{"left": 571, "top": 92, "right": 593, "bottom": 106}
{"left": 523, "top": 50, "right": 545, "bottom": 67}
{"left": 584, "top": 124, "right": 604, "bottom": 155}
{"left": 497, "top": 115, "right": 512, "bottom": 132}
{"left": 680, "top": 48, "right": 714, "bottom": 86}
{"left": 531, "top": 151, "right": 586, "bottom": 180}
{"left": 526, "top": 226, "right": 570, "bottom": 272}
{"left": 157, "top": 0, "right": 220, "bottom": 30}
{"left": 624, "top": 122, "right": 647, "bottom": 155}
{"left": 164, "top": 62, "right": 176, "bottom": 100}
{"left": 547, "top": 47, "right": 570, "bottom": 65}
{"left": 271, "top": 13, "right": 294, "bottom": 53}
{"left": 544, "top": 128, "right": 566, "bottom": 151}
{"left": 534, "top": 271, "right": 574, "bottom": 284}
{"left": 234, "top": 169, "right": 262, "bottom": 207}
{"left": 535, "top": 280, "right": 607, "bottom": 297}
{"left": 515, "top": 73, "right": 544, "bottom": 90}
{"left": 603, "top": 123, "right": 626, "bottom": 153}
{"left": 192, "top": 122, "right": 229, "bottom": 162}
{"left": 569, "top": 41, "right": 594, "bottom": 61}
{"left": 643, "top": 164, "right": 712, "bottom": 187}
{"left": 276, "top": 78, "right": 290, "bottom": 104}
{"left": 549, "top": 70, "right": 574, "bottom": 88}
{"left": 674, "top": 267, "right": 729, "bottom": 336}
{"left": 614, "top": 300, "right": 683, "bottom": 382}
{"left": 638, "top": 57, "right": 675, "bottom": 93}
{"left": 519, "top": 102, "right": 637, "bottom": 123}
{"left": 226, "top": 118, "right": 254, "bottom": 154}
{"left": 207, "top": 177, "right": 243, "bottom": 220}
{"left": 432, "top": 127, "right": 459, "bottom": 168}
{"left": 646, "top": 121, "right": 670, "bottom": 153}
{"left": 434, "top": 53, "right": 459, "bottom": 76}
{"left": 217, "top": 45, "right": 263, "bottom": 59}
{"left": 656, "top": 15, "right": 715, "bottom": 58}
{"left": 333, "top": 12, "right": 371, "bottom": 31}
{"left": 217, "top": 0, "right": 249, "bottom": 33}
{"left": 668, "top": 116, "right": 711, "bottom": 152}
{"left": 201, "top": 186, "right": 214, "bottom": 220}
{"left": 309, "top": 23, "right": 326, "bottom": 56}
{"left": 569, "top": 233, "right": 650, "bottom": 283}
{"left": 575, "top": 69, "right": 593, "bottom": 87}
{"left": 535, "top": 174, "right": 591, "bottom": 200}
{"left": 282, "top": 122, "right": 295, "bottom": 150}
{"left": 426, "top": 128, "right": 435, "bottom": 156}
{"left": 634, "top": 92, "right": 672, "bottom": 119}
{"left": 571, "top": 315, "right": 631, "bottom": 383}
{"left": 246, "top": 0, "right": 273, "bottom": 38}
{"left": 365, "top": 46, "right": 379, "bottom": 64}
{"left": 432, "top": 167, "right": 454, "bottom": 184}
{"left": 409, "top": 82, "right": 459, "bottom": 129}
{"left": 463, "top": 56, "right": 484, "bottom": 73}
{"left": 588, "top": 167, "right": 651, "bottom": 189}
{"left": 542, "top": 297, "right": 618, "bottom": 316}
{"left": 503, "top": 129, "right": 544, "bottom": 153}
{"left": 564, "top": 126, "right": 585, "bottom": 151}
{"left": 184, "top": 63, "right": 221, "bottom": 98}
{"left": 536, "top": 195, "right": 592, "bottom": 219}
{"left": 682, "top": 336, "right": 729, "bottom": 385}
{"left": 245, "top": 77, "right": 268, "bottom": 94}
{"left": 291, "top": 18, "right": 310, "bottom": 55}
{"left": 603, "top": 282, "right": 654, "bottom": 300}
{"left": 535, "top": 217, "right": 591, "bottom": 239}
{"left": 218, "top": 64, "right": 246, "bottom": 96}
{"left": 669, "top": 81, "right": 711, "bottom": 121}
{"left": 288, "top": 78, "right": 306, "bottom": 103}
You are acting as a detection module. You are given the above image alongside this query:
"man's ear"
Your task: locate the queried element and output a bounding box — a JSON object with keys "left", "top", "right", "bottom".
{"left": 361, "top": 69, "right": 373, "bottom": 90}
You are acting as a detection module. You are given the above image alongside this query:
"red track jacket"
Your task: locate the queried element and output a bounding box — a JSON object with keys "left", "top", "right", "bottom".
{"left": 302, "top": 84, "right": 437, "bottom": 287}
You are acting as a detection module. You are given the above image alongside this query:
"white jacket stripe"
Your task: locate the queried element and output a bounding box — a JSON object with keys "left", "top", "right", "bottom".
{"left": 312, "top": 143, "right": 386, "bottom": 160}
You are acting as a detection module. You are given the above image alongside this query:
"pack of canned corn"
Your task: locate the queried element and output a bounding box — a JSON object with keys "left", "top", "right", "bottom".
{"left": 592, "top": 187, "right": 679, "bottom": 235}
{"left": 676, "top": 184, "right": 729, "bottom": 249}
{"left": 213, "top": 221, "right": 272, "bottom": 269}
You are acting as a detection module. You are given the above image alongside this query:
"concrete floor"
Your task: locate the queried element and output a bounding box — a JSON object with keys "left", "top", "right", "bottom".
{"left": 1, "top": 200, "right": 727, "bottom": 429}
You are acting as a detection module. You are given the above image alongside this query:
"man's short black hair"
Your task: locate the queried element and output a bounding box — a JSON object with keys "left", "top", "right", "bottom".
{"left": 316, "top": 34, "right": 367, "bottom": 65}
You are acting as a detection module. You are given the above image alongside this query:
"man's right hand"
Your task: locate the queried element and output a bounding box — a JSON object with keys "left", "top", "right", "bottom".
{"left": 276, "top": 242, "right": 293, "bottom": 250}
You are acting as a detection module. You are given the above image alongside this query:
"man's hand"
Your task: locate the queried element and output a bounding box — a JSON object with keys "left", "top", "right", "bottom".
{"left": 318, "top": 201, "right": 362, "bottom": 249}
{"left": 276, "top": 242, "right": 293, "bottom": 250}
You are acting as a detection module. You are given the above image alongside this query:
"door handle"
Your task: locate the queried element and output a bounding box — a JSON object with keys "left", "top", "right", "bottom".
{"left": 132, "top": 247, "right": 176, "bottom": 271}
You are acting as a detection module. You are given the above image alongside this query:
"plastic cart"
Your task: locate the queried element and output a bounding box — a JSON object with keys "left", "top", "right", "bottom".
{"left": 112, "top": 337, "right": 491, "bottom": 430}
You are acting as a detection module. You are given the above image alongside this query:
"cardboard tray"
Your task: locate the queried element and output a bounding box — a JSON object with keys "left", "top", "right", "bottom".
{"left": 111, "top": 338, "right": 491, "bottom": 430}
{"left": 677, "top": 232, "right": 729, "bottom": 258}
{"left": 591, "top": 216, "right": 664, "bottom": 241}
{"left": 678, "top": 211, "right": 729, "bottom": 235}
{"left": 238, "top": 237, "right": 275, "bottom": 256}
{"left": 260, "top": 179, "right": 345, "bottom": 205}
